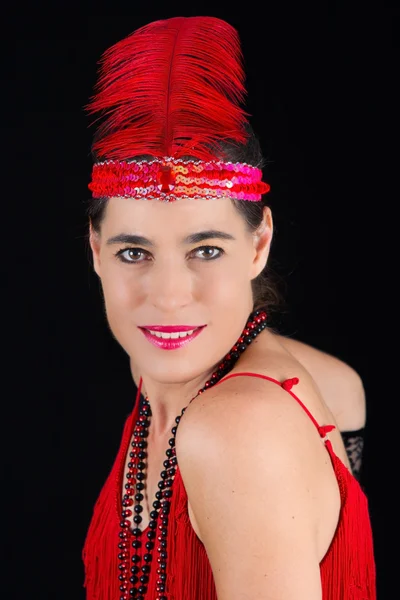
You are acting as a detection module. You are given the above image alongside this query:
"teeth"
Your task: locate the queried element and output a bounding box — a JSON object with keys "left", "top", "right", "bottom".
{"left": 148, "top": 329, "right": 196, "bottom": 339}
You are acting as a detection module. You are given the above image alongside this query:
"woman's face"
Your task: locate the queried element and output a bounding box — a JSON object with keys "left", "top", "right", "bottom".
{"left": 90, "top": 197, "right": 272, "bottom": 384}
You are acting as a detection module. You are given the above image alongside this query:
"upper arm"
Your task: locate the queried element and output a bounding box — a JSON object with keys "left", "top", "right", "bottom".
{"left": 278, "top": 335, "right": 366, "bottom": 431}
{"left": 176, "top": 384, "right": 323, "bottom": 600}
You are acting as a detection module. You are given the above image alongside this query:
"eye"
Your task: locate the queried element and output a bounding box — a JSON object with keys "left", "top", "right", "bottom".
{"left": 191, "top": 246, "right": 224, "bottom": 260}
{"left": 115, "top": 248, "right": 151, "bottom": 263}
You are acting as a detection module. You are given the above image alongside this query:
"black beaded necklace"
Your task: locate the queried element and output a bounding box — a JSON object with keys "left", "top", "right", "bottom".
{"left": 118, "top": 310, "right": 267, "bottom": 600}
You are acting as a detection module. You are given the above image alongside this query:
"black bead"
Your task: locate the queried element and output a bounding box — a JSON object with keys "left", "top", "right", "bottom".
{"left": 163, "top": 459, "right": 169, "bottom": 468}
{"left": 143, "top": 553, "right": 152, "bottom": 562}
{"left": 150, "top": 510, "right": 159, "bottom": 519}
{"left": 140, "top": 574, "right": 149, "bottom": 584}
{"left": 136, "top": 482, "right": 145, "bottom": 491}
{"left": 130, "top": 575, "right": 139, "bottom": 584}
{"left": 125, "top": 483, "right": 133, "bottom": 490}
{"left": 147, "top": 530, "right": 156, "bottom": 539}
{"left": 161, "top": 518, "right": 168, "bottom": 527}
{"left": 133, "top": 515, "right": 142, "bottom": 524}
{"left": 158, "top": 481, "right": 165, "bottom": 489}
{"left": 134, "top": 505, "right": 143, "bottom": 514}
{"left": 119, "top": 531, "right": 128, "bottom": 539}
{"left": 159, "top": 561, "right": 167, "bottom": 569}
{"left": 145, "top": 541, "right": 154, "bottom": 550}
{"left": 175, "top": 416, "right": 181, "bottom": 424}
{"left": 135, "top": 493, "right": 144, "bottom": 502}
{"left": 160, "top": 551, "right": 168, "bottom": 559}
{"left": 153, "top": 500, "right": 161, "bottom": 509}
{"left": 131, "top": 555, "right": 140, "bottom": 563}
{"left": 131, "top": 565, "right": 139, "bottom": 574}
{"left": 231, "top": 352, "right": 239, "bottom": 360}
{"left": 160, "top": 470, "right": 168, "bottom": 479}
{"left": 171, "top": 426, "right": 177, "bottom": 435}
{"left": 141, "top": 565, "right": 151, "bottom": 573}
{"left": 148, "top": 520, "right": 157, "bottom": 529}
{"left": 155, "top": 491, "right": 163, "bottom": 500}
{"left": 137, "top": 461, "right": 146, "bottom": 470}
{"left": 239, "top": 344, "right": 247, "bottom": 352}
{"left": 166, "top": 449, "right": 173, "bottom": 457}
{"left": 251, "top": 330, "right": 258, "bottom": 338}
{"left": 136, "top": 473, "right": 145, "bottom": 481}
{"left": 138, "top": 451, "right": 146, "bottom": 459}
{"left": 138, "top": 441, "right": 147, "bottom": 448}
{"left": 138, "top": 586, "right": 147, "bottom": 594}
{"left": 132, "top": 540, "right": 141, "bottom": 549}
{"left": 132, "top": 528, "right": 142, "bottom": 537}
{"left": 168, "top": 438, "right": 175, "bottom": 447}
{"left": 158, "top": 584, "right": 166, "bottom": 592}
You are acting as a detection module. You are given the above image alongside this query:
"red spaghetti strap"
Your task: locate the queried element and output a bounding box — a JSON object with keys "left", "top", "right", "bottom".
{"left": 216, "top": 371, "right": 335, "bottom": 437}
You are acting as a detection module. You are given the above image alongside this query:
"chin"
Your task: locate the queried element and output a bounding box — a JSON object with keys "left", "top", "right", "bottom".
{"left": 138, "top": 351, "right": 215, "bottom": 385}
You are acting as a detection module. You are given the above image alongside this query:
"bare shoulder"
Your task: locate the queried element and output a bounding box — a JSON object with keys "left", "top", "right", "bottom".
{"left": 275, "top": 333, "right": 366, "bottom": 431}
{"left": 175, "top": 361, "right": 338, "bottom": 598}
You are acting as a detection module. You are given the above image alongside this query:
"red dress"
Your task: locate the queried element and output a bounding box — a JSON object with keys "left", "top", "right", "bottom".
{"left": 83, "top": 373, "right": 376, "bottom": 599}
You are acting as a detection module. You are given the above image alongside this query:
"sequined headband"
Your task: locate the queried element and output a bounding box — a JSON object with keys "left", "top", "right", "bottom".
{"left": 89, "top": 157, "right": 270, "bottom": 202}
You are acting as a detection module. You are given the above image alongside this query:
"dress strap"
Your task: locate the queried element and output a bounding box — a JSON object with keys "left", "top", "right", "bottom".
{"left": 216, "top": 371, "right": 335, "bottom": 440}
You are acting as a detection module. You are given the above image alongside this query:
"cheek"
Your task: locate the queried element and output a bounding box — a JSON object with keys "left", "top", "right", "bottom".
{"left": 195, "top": 257, "right": 251, "bottom": 304}
{"left": 101, "top": 265, "right": 142, "bottom": 312}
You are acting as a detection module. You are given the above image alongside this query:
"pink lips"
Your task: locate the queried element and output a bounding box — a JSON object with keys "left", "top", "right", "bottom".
{"left": 141, "top": 325, "right": 200, "bottom": 332}
{"left": 138, "top": 325, "right": 206, "bottom": 350}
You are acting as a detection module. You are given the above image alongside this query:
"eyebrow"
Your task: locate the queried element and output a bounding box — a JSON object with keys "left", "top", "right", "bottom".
{"left": 106, "top": 230, "right": 236, "bottom": 246}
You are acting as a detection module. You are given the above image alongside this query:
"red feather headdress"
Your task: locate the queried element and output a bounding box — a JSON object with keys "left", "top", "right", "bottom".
{"left": 87, "top": 17, "right": 269, "bottom": 201}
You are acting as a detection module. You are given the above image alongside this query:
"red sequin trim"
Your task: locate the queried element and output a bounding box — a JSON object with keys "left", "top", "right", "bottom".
{"left": 89, "top": 158, "right": 270, "bottom": 202}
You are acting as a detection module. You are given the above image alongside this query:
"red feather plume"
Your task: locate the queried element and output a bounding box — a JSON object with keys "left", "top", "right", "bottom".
{"left": 87, "top": 16, "right": 250, "bottom": 161}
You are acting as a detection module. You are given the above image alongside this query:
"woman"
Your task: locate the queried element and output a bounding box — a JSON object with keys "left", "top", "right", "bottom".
{"left": 83, "top": 16, "right": 376, "bottom": 599}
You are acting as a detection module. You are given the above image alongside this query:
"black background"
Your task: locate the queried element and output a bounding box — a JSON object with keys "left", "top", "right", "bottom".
{"left": 4, "top": 7, "right": 395, "bottom": 599}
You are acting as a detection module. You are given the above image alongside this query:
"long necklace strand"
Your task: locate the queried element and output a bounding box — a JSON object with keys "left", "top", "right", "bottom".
{"left": 118, "top": 310, "right": 267, "bottom": 600}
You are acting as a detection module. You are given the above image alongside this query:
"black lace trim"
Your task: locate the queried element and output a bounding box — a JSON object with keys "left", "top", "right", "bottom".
{"left": 341, "top": 428, "right": 365, "bottom": 480}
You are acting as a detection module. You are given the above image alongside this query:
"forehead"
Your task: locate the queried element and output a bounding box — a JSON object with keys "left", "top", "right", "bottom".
{"left": 101, "top": 196, "right": 246, "bottom": 236}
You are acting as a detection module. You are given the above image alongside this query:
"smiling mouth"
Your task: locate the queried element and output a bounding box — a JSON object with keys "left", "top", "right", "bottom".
{"left": 138, "top": 325, "right": 206, "bottom": 349}
{"left": 143, "top": 328, "right": 200, "bottom": 339}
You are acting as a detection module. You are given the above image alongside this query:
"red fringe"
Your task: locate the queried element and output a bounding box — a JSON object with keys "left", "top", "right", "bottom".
{"left": 321, "top": 441, "right": 376, "bottom": 599}
{"left": 82, "top": 380, "right": 142, "bottom": 600}
{"left": 87, "top": 17, "right": 249, "bottom": 161}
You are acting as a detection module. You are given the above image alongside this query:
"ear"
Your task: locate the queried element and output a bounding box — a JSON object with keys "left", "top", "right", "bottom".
{"left": 89, "top": 222, "right": 102, "bottom": 277}
{"left": 250, "top": 206, "right": 273, "bottom": 279}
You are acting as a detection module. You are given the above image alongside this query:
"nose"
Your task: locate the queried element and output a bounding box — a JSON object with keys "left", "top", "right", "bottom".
{"left": 148, "top": 259, "right": 193, "bottom": 313}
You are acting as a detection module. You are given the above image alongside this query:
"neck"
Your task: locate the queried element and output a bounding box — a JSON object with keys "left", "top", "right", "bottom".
{"left": 137, "top": 371, "right": 212, "bottom": 437}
